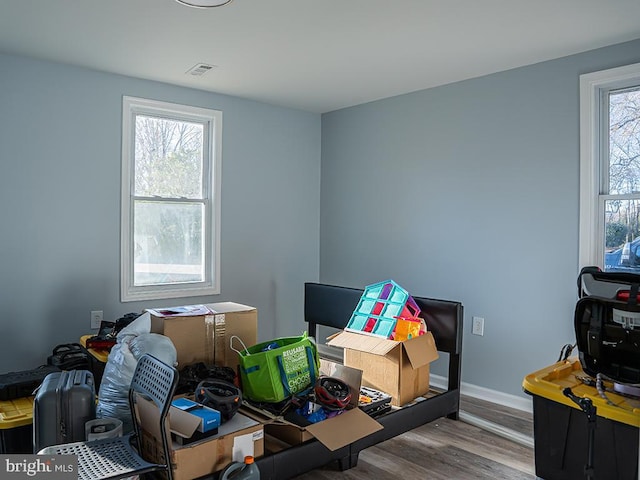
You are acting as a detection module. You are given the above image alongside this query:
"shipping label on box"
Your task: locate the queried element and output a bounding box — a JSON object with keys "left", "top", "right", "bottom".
{"left": 147, "top": 302, "right": 257, "bottom": 369}
{"left": 327, "top": 330, "right": 438, "bottom": 406}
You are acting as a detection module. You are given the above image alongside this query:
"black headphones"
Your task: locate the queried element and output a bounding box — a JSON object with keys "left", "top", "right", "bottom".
{"left": 194, "top": 379, "right": 242, "bottom": 422}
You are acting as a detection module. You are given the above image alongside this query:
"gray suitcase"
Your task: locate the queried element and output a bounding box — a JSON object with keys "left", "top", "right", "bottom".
{"left": 33, "top": 369, "right": 96, "bottom": 452}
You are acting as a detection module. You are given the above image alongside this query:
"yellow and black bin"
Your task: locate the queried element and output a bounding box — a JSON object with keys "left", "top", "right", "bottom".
{"left": 523, "top": 359, "right": 639, "bottom": 480}
{"left": 79, "top": 334, "right": 109, "bottom": 389}
{"left": 0, "top": 396, "right": 34, "bottom": 454}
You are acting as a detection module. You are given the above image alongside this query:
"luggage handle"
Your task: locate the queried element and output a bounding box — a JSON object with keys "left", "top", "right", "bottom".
{"left": 52, "top": 343, "right": 83, "bottom": 355}
{"left": 51, "top": 344, "right": 88, "bottom": 364}
{"left": 72, "top": 370, "right": 89, "bottom": 386}
{"left": 230, "top": 335, "right": 249, "bottom": 356}
{"left": 55, "top": 372, "right": 67, "bottom": 441}
{"left": 57, "top": 350, "right": 87, "bottom": 362}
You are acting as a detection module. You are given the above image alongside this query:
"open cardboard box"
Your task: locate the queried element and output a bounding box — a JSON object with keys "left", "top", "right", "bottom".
{"left": 327, "top": 329, "right": 439, "bottom": 406}
{"left": 169, "top": 398, "right": 221, "bottom": 445}
{"left": 137, "top": 396, "right": 264, "bottom": 480}
{"left": 241, "top": 359, "right": 383, "bottom": 451}
{"left": 146, "top": 302, "right": 257, "bottom": 369}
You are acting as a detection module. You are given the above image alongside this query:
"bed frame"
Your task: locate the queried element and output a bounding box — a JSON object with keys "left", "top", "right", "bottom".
{"left": 241, "top": 282, "right": 463, "bottom": 479}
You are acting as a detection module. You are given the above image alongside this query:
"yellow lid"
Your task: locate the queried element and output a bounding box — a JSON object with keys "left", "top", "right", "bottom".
{"left": 80, "top": 335, "right": 110, "bottom": 363}
{"left": 523, "top": 358, "right": 640, "bottom": 428}
{"left": 0, "top": 396, "right": 34, "bottom": 429}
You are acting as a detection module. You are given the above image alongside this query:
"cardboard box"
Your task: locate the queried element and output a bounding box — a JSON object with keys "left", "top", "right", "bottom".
{"left": 147, "top": 302, "right": 257, "bottom": 369}
{"left": 171, "top": 398, "right": 221, "bottom": 433}
{"left": 327, "top": 330, "right": 439, "bottom": 406}
{"left": 138, "top": 397, "right": 264, "bottom": 480}
{"left": 241, "top": 360, "right": 383, "bottom": 451}
{"left": 243, "top": 403, "right": 382, "bottom": 451}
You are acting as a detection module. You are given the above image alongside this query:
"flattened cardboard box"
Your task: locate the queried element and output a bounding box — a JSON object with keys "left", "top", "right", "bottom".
{"left": 241, "top": 360, "right": 383, "bottom": 451}
{"left": 137, "top": 397, "right": 264, "bottom": 480}
{"left": 147, "top": 302, "right": 257, "bottom": 369}
{"left": 242, "top": 401, "right": 382, "bottom": 451}
{"left": 327, "top": 330, "right": 439, "bottom": 406}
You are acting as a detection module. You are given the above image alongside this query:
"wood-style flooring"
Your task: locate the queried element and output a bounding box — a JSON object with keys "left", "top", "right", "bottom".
{"left": 293, "top": 395, "right": 536, "bottom": 480}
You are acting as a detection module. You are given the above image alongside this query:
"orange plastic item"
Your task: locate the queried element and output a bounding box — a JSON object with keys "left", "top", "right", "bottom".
{"left": 393, "top": 316, "right": 425, "bottom": 341}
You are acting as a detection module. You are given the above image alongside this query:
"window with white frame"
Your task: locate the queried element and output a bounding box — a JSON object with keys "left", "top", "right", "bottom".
{"left": 121, "top": 96, "right": 221, "bottom": 302}
{"left": 580, "top": 63, "right": 640, "bottom": 273}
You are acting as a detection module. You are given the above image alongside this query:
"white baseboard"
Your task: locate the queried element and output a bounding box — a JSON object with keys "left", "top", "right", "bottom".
{"left": 459, "top": 411, "right": 534, "bottom": 448}
{"left": 431, "top": 373, "right": 533, "bottom": 414}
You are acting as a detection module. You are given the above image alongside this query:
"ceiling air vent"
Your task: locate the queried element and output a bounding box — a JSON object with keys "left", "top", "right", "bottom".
{"left": 186, "top": 63, "right": 217, "bottom": 76}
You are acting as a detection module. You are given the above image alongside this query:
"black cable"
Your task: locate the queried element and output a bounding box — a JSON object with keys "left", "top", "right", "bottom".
{"left": 557, "top": 343, "right": 576, "bottom": 362}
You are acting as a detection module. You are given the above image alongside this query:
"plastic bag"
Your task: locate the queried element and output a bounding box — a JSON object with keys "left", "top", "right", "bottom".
{"left": 96, "top": 312, "right": 177, "bottom": 432}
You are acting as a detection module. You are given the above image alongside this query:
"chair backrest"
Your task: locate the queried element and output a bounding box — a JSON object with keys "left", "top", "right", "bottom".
{"left": 129, "top": 354, "right": 178, "bottom": 411}
{"left": 128, "top": 354, "right": 178, "bottom": 480}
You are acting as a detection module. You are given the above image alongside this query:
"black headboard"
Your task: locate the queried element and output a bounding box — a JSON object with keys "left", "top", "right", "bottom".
{"left": 304, "top": 282, "right": 463, "bottom": 355}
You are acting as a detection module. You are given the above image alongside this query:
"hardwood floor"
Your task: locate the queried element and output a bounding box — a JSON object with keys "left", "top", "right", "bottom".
{"left": 460, "top": 395, "right": 533, "bottom": 439}
{"left": 293, "top": 395, "right": 536, "bottom": 480}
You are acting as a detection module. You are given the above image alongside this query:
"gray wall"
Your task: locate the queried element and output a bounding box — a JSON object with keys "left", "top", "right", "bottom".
{"left": 319, "top": 39, "right": 640, "bottom": 399}
{"left": 0, "top": 53, "right": 321, "bottom": 371}
{"left": 3, "top": 38, "right": 640, "bottom": 400}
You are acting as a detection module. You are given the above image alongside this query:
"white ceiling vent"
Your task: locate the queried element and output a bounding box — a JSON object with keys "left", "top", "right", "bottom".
{"left": 186, "top": 63, "right": 217, "bottom": 76}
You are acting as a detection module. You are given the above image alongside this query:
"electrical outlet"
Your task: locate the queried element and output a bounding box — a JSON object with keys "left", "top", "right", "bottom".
{"left": 91, "top": 310, "right": 103, "bottom": 329}
{"left": 472, "top": 316, "right": 484, "bottom": 336}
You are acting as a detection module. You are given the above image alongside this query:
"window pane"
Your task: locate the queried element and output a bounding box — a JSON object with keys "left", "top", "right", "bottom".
{"left": 134, "top": 115, "right": 204, "bottom": 198}
{"left": 608, "top": 88, "right": 640, "bottom": 195}
{"left": 134, "top": 201, "right": 204, "bottom": 286}
{"left": 604, "top": 198, "right": 640, "bottom": 272}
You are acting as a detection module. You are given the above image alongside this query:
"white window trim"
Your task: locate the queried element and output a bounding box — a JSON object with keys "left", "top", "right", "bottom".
{"left": 579, "top": 62, "right": 640, "bottom": 269}
{"left": 121, "top": 96, "right": 222, "bottom": 302}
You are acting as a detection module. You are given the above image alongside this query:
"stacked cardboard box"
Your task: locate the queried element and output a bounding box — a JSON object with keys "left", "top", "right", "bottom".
{"left": 147, "top": 302, "right": 258, "bottom": 370}
{"left": 142, "top": 302, "right": 261, "bottom": 478}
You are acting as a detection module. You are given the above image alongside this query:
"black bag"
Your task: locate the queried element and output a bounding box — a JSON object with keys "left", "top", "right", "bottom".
{"left": 0, "top": 365, "right": 60, "bottom": 401}
{"left": 33, "top": 370, "right": 96, "bottom": 452}
{"left": 575, "top": 267, "right": 640, "bottom": 384}
{"left": 47, "top": 343, "right": 91, "bottom": 371}
{"left": 85, "top": 312, "right": 140, "bottom": 351}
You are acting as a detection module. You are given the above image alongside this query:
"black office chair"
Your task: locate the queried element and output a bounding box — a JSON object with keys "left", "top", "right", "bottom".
{"left": 38, "top": 354, "right": 178, "bottom": 480}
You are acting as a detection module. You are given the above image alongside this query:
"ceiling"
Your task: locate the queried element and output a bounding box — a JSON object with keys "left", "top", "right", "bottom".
{"left": 1, "top": 0, "right": 640, "bottom": 114}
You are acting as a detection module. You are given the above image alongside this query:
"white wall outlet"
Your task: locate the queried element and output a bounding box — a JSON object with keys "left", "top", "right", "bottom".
{"left": 91, "top": 310, "right": 103, "bottom": 329}
{"left": 472, "top": 316, "right": 484, "bottom": 336}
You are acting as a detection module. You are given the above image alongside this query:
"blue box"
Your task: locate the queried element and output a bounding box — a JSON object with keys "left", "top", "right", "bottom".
{"left": 171, "top": 398, "right": 221, "bottom": 433}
